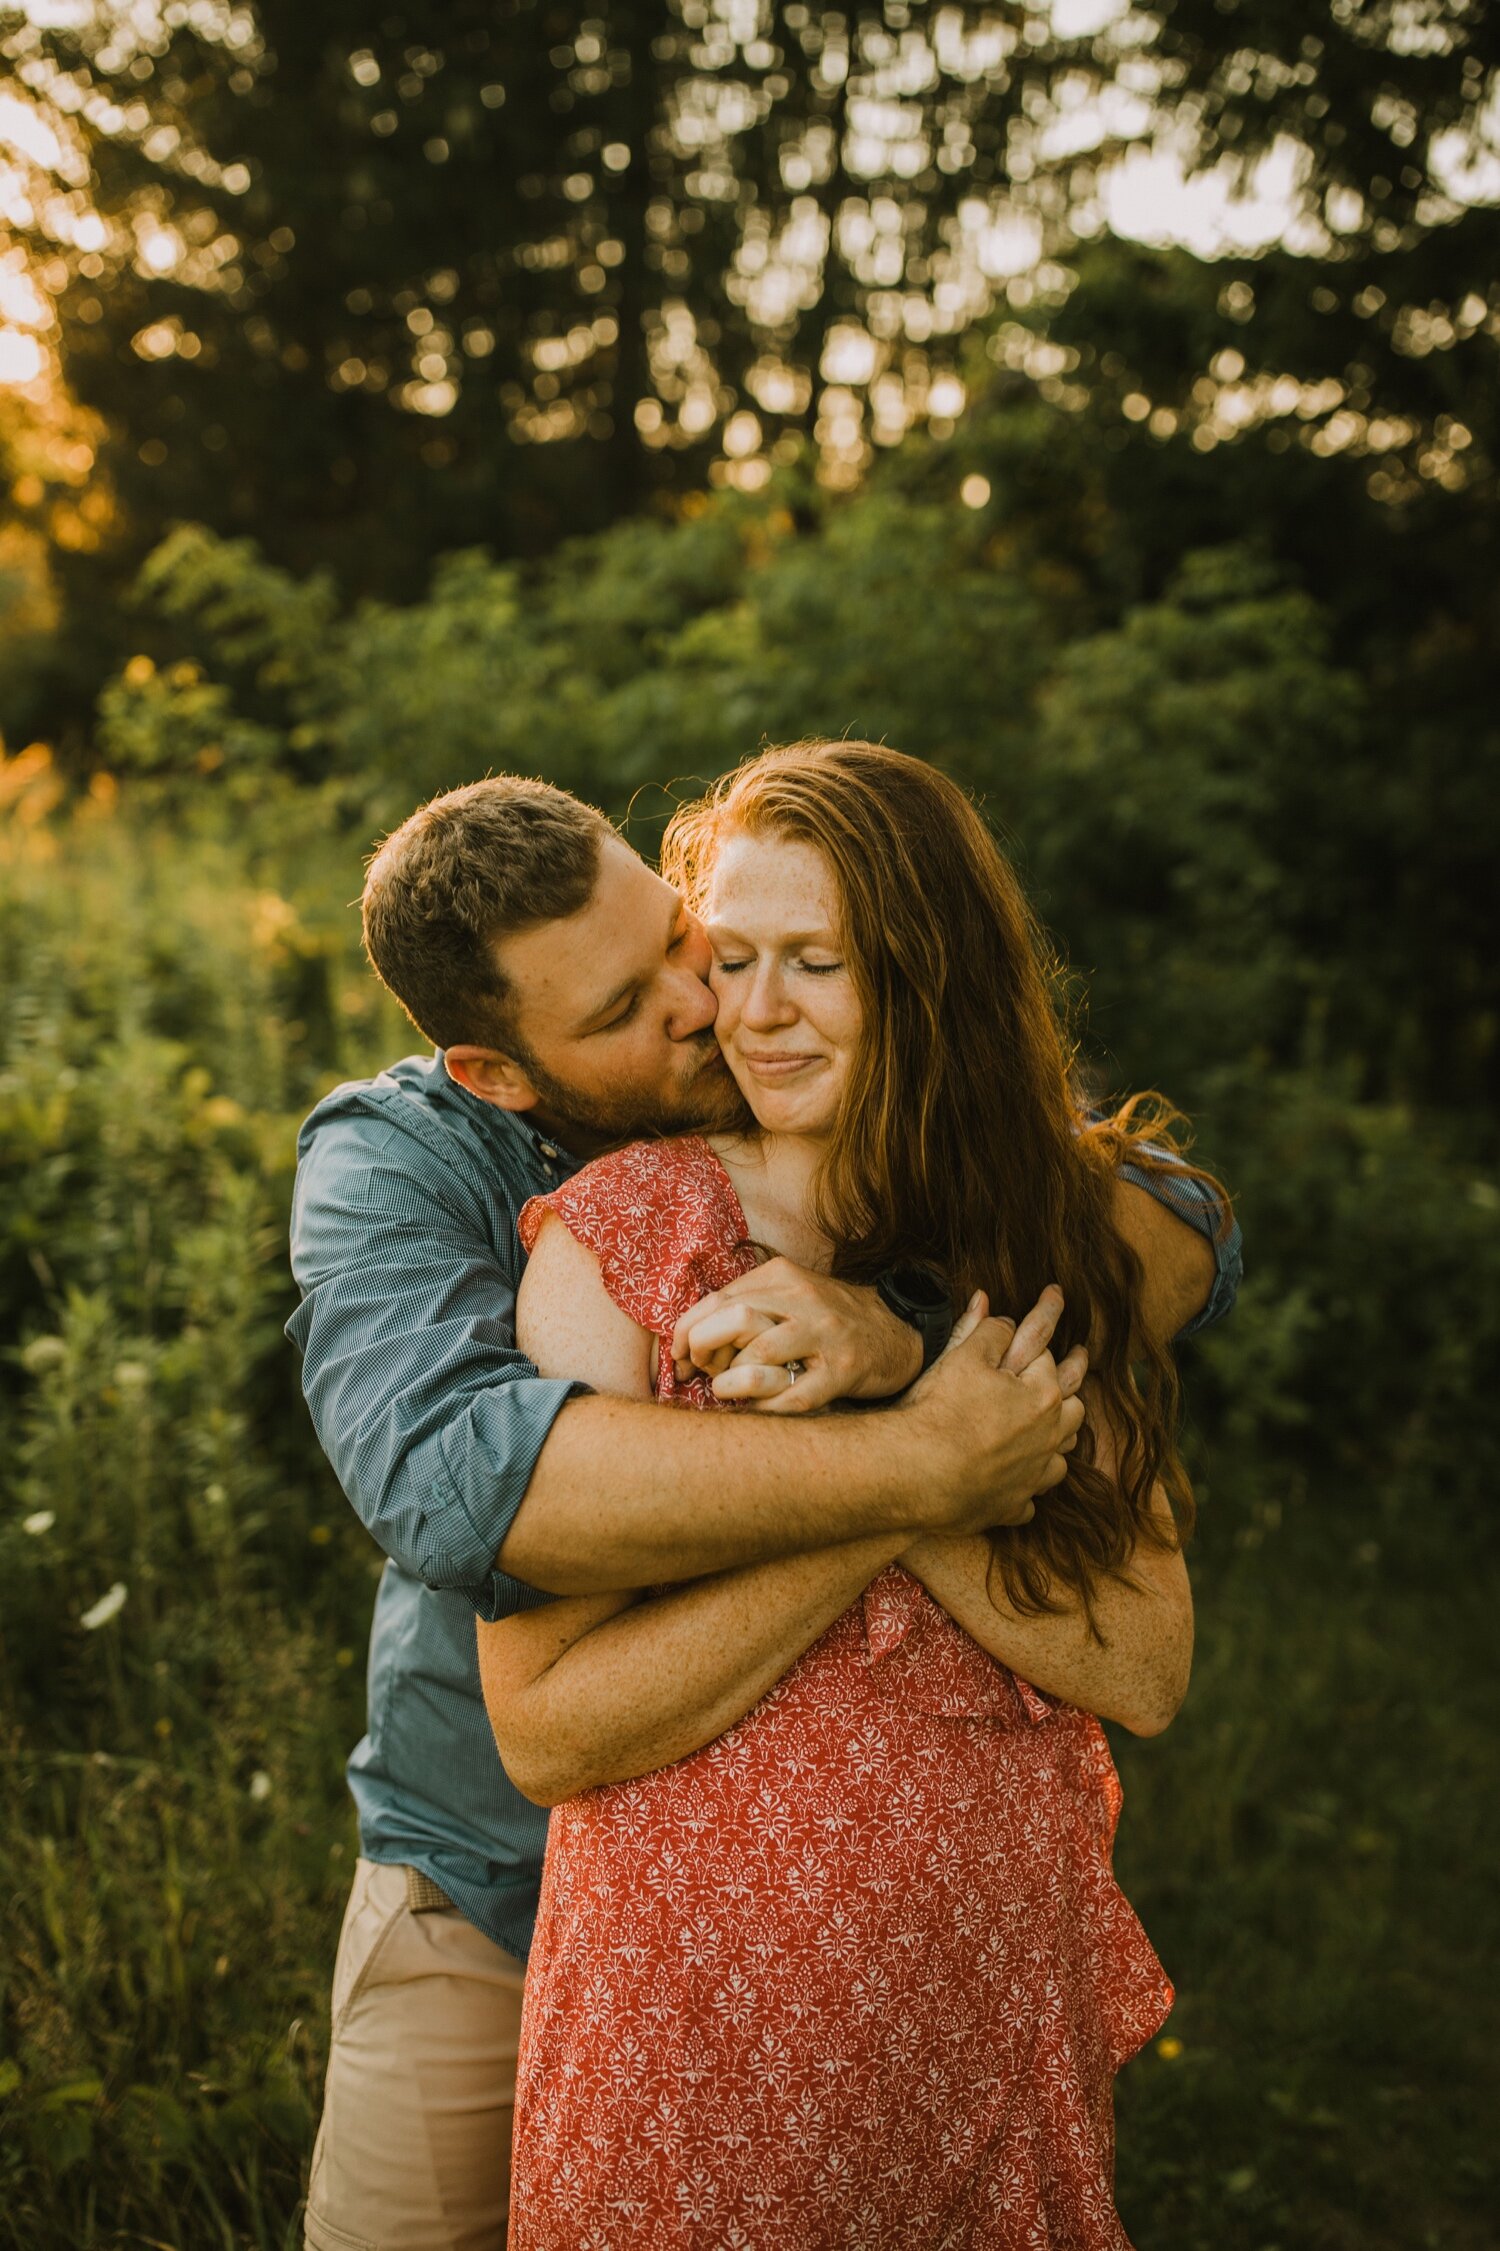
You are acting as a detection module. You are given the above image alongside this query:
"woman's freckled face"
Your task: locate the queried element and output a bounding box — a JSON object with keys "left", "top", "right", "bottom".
{"left": 703, "top": 832, "right": 863, "bottom": 1140}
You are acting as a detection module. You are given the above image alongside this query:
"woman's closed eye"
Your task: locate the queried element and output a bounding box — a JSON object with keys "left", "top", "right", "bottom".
{"left": 715, "top": 956, "right": 843, "bottom": 976}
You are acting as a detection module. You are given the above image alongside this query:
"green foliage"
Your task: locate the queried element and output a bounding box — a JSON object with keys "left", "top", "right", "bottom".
{"left": 98, "top": 406, "right": 1500, "bottom": 1118}
{"left": 93, "top": 486, "right": 1065, "bottom": 814}
{"left": 0, "top": 795, "right": 404, "bottom": 2245}
{"left": 96, "top": 660, "right": 282, "bottom": 780}
{"left": 1024, "top": 546, "right": 1371, "bottom": 1076}
{"left": 1194, "top": 1072, "right": 1500, "bottom": 1533}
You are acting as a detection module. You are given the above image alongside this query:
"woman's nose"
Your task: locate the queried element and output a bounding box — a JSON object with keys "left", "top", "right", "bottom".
{"left": 741, "top": 963, "right": 795, "bottom": 1029}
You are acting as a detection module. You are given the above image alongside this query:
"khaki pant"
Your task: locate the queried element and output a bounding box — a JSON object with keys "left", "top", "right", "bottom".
{"left": 304, "top": 1859, "right": 527, "bottom": 2251}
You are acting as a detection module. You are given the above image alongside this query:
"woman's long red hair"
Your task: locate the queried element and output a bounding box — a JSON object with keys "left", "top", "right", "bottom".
{"left": 663, "top": 741, "right": 1226, "bottom": 1619}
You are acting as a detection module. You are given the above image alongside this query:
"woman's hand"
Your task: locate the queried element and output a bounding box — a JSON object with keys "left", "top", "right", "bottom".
{"left": 672, "top": 1268, "right": 1088, "bottom": 1418}
{"left": 671, "top": 1259, "right": 923, "bottom": 1408}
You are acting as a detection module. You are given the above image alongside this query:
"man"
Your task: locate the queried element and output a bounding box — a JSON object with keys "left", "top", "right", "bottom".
{"left": 288, "top": 775, "right": 1240, "bottom": 2251}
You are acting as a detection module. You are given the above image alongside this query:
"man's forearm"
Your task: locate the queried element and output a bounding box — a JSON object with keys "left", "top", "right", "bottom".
{"left": 491, "top": 1532, "right": 905, "bottom": 1803}
{"left": 498, "top": 1394, "right": 929, "bottom": 1594}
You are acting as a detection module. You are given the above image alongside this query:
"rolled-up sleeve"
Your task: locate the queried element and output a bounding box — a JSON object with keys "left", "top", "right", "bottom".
{"left": 286, "top": 1114, "right": 579, "bottom": 1620}
{"left": 1118, "top": 1153, "right": 1243, "bottom": 1339}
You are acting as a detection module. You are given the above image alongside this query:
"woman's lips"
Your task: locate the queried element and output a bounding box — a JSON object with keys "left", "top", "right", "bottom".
{"left": 737, "top": 1052, "right": 822, "bottom": 1079}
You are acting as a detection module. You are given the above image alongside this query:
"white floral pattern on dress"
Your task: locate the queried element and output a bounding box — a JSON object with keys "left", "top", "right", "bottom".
{"left": 513, "top": 1137, "right": 1172, "bottom": 2251}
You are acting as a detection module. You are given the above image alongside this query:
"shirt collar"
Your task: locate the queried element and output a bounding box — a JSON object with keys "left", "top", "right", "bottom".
{"left": 432, "top": 1051, "right": 577, "bottom": 1172}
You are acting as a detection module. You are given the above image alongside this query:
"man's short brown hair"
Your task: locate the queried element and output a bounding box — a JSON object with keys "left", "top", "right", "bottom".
{"left": 362, "top": 777, "right": 614, "bottom": 1054}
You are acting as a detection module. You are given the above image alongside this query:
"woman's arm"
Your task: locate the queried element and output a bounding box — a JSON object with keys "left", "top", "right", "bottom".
{"left": 900, "top": 1378, "right": 1192, "bottom": 1738}
{"left": 900, "top": 1505, "right": 1191, "bottom": 1736}
{"left": 479, "top": 1213, "right": 903, "bottom": 1803}
{"left": 480, "top": 1532, "right": 906, "bottom": 1805}
{"left": 1112, "top": 1176, "right": 1218, "bottom": 1352}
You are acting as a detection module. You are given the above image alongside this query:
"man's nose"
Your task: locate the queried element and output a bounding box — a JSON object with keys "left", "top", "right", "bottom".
{"left": 667, "top": 963, "right": 718, "bottom": 1041}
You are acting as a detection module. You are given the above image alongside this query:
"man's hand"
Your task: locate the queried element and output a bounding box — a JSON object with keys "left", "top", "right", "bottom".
{"left": 671, "top": 1258, "right": 923, "bottom": 1413}
{"left": 904, "top": 1286, "right": 1087, "bottom": 1533}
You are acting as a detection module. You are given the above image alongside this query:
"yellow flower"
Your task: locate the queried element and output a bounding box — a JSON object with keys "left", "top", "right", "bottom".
{"left": 1156, "top": 2036, "right": 1184, "bottom": 2061}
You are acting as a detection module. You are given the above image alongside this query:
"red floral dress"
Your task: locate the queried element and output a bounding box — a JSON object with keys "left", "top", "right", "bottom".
{"left": 510, "top": 1136, "right": 1171, "bottom": 2251}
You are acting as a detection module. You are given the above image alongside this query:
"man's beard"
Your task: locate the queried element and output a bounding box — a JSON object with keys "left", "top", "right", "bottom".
{"left": 520, "top": 1033, "right": 753, "bottom": 1151}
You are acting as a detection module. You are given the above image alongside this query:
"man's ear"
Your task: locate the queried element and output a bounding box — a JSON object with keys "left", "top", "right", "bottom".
{"left": 443, "top": 1045, "right": 539, "bottom": 1112}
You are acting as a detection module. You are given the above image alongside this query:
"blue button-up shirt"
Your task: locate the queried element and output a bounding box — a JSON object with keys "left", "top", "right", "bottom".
{"left": 287, "top": 1050, "right": 1242, "bottom": 1961}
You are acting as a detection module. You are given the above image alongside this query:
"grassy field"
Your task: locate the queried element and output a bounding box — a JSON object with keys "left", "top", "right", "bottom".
{"left": 1, "top": 776, "right": 1495, "bottom": 2249}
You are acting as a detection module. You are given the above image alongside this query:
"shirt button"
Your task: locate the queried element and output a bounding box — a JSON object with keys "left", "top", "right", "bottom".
{"left": 538, "top": 1141, "right": 560, "bottom": 1161}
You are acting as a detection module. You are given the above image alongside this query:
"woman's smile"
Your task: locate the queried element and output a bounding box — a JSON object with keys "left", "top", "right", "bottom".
{"left": 735, "top": 1048, "right": 826, "bottom": 1079}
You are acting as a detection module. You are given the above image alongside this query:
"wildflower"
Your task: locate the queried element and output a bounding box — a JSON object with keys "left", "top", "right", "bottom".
{"left": 22, "top": 1511, "right": 56, "bottom": 1536}
{"left": 1156, "top": 2036, "right": 1184, "bottom": 2061}
{"left": 80, "top": 1582, "right": 128, "bottom": 1631}
{"left": 21, "top": 1336, "right": 66, "bottom": 1375}
{"left": 204, "top": 1483, "right": 227, "bottom": 1505}
{"left": 248, "top": 1770, "right": 272, "bottom": 1802}
{"left": 113, "top": 1361, "right": 150, "bottom": 1391}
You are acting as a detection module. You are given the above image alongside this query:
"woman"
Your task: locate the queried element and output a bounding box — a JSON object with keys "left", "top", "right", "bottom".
{"left": 481, "top": 742, "right": 1207, "bottom": 2249}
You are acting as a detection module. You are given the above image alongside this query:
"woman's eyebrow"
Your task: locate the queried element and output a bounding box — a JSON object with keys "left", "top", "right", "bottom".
{"left": 705, "top": 920, "right": 839, "bottom": 947}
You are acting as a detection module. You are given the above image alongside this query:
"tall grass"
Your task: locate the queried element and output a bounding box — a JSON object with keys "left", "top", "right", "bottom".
{"left": 1, "top": 764, "right": 1495, "bottom": 2248}
{"left": 0, "top": 763, "right": 397, "bottom": 2247}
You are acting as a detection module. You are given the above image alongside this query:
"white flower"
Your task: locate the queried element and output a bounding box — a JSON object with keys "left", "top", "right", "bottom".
{"left": 113, "top": 1361, "right": 150, "bottom": 1391}
{"left": 22, "top": 1511, "right": 56, "bottom": 1536}
{"left": 22, "top": 1336, "right": 66, "bottom": 1375}
{"left": 79, "top": 1581, "right": 128, "bottom": 1631}
{"left": 247, "top": 1770, "right": 272, "bottom": 1802}
{"left": 203, "top": 1483, "right": 227, "bottom": 1506}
